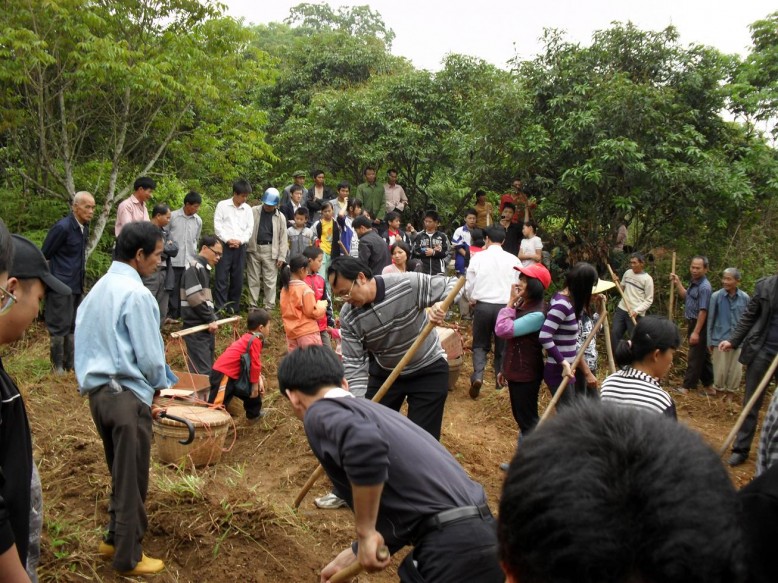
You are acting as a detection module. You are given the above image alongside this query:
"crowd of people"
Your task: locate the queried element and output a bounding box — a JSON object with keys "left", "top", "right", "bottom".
{"left": 2, "top": 168, "right": 778, "bottom": 583}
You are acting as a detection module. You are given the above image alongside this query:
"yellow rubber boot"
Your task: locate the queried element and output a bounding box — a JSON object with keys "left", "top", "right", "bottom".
{"left": 119, "top": 554, "right": 165, "bottom": 576}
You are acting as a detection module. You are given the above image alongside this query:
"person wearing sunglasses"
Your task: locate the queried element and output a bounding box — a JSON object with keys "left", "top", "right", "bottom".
{"left": 0, "top": 224, "right": 70, "bottom": 583}
{"left": 180, "top": 235, "right": 223, "bottom": 375}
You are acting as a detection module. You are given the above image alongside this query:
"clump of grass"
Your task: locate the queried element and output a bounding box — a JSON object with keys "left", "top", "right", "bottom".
{"left": 155, "top": 471, "right": 205, "bottom": 500}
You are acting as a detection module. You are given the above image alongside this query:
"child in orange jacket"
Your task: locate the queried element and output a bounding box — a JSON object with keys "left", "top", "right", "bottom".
{"left": 303, "top": 246, "right": 335, "bottom": 347}
{"left": 280, "top": 254, "right": 327, "bottom": 351}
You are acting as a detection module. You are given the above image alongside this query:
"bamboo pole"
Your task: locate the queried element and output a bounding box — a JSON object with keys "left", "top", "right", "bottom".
{"left": 329, "top": 547, "right": 390, "bottom": 583}
{"left": 605, "top": 264, "right": 637, "bottom": 325}
{"left": 718, "top": 351, "right": 778, "bottom": 457}
{"left": 293, "top": 276, "right": 467, "bottom": 509}
{"left": 668, "top": 252, "right": 677, "bottom": 320}
{"left": 603, "top": 311, "right": 617, "bottom": 374}
{"left": 538, "top": 309, "right": 608, "bottom": 425}
{"left": 170, "top": 316, "right": 241, "bottom": 338}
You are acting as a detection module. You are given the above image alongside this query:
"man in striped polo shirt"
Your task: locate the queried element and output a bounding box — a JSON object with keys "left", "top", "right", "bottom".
{"left": 327, "top": 256, "right": 456, "bottom": 440}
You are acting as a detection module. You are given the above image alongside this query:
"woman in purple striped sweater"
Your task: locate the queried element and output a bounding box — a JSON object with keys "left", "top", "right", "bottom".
{"left": 539, "top": 262, "right": 598, "bottom": 406}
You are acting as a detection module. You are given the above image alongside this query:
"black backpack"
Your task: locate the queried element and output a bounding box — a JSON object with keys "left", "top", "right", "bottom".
{"left": 232, "top": 332, "right": 263, "bottom": 399}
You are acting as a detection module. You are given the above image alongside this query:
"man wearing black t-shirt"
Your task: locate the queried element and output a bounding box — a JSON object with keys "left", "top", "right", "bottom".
{"left": 278, "top": 346, "right": 503, "bottom": 583}
{"left": 0, "top": 229, "right": 71, "bottom": 582}
{"left": 499, "top": 202, "right": 522, "bottom": 256}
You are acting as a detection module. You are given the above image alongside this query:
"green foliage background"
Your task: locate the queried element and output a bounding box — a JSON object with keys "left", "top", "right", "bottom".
{"left": 1, "top": 1, "right": 778, "bottom": 293}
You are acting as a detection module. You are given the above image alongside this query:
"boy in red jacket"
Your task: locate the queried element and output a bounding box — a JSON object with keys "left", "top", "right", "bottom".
{"left": 303, "top": 246, "right": 335, "bottom": 348}
{"left": 207, "top": 309, "right": 270, "bottom": 420}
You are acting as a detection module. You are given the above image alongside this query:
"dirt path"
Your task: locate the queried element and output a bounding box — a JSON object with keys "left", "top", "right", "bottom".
{"left": 5, "top": 319, "right": 768, "bottom": 581}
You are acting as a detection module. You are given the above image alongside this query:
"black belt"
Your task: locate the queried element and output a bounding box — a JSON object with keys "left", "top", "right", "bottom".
{"left": 257, "top": 242, "right": 272, "bottom": 245}
{"left": 413, "top": 504, "right": 491, "bottom": 543}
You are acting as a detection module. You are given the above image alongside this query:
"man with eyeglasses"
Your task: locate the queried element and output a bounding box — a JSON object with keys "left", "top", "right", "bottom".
{"left": 0, "top": 225, "right": 71, "bottom": 582}
{"left": 41, "top": 191, "right": 95, "bottom": 374}
{"left": 327, "top": 256, "right": 455, "bottom": 440}
{"left": 180, "top": 235, "right": 223, "bottom": 375}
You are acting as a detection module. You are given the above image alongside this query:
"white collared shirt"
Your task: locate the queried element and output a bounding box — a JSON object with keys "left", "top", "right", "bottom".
{"left": 214, "top": 198, "right": 254, "bottom": 244}
{"left": 465, "top": 244, "right": 520, "bottom": 304}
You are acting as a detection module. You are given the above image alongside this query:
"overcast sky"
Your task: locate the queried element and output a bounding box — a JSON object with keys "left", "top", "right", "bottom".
{"left": 222, "top": 0, "right": 775, "bottom": 71}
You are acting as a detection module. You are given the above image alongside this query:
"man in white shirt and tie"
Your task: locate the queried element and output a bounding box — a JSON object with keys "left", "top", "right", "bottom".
{"left": 213, "top": 179, "right": 254, "bottom": 314}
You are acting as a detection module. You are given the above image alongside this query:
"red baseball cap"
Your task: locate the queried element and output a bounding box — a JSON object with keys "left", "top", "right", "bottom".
{"left": 514, "top": 263, "right": 551, "bottom": 289}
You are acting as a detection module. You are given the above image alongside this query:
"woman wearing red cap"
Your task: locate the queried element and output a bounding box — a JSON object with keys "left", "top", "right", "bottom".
{"left": 495, "top": 263, "right": 551, "bottom": 455}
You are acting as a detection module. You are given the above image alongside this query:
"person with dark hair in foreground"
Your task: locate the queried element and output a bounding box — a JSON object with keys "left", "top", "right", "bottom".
{"left": 498, "top": 401, "right": 746, "bottom": 583}
{"left": 277, "top": 345, "right": 503, "bottom": 583}
{"left": 75, "top": 221, "right": 171, "bottom": 575}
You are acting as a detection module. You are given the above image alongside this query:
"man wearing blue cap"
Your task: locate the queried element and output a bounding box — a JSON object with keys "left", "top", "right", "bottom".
{"left": 246, "top": 188, "right": 288, "bottom": 311}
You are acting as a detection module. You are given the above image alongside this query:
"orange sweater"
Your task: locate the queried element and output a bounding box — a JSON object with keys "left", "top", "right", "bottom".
{"left": 280, "top": 280, "right": 326, "bottom": 340}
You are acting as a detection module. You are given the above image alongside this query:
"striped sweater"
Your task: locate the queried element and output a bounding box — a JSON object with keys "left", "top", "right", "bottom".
{"left": 601, "top": 367, "right": 677, "bottom": 419}
{"left": 340, "top": 273, "right": 457, "bottom": 397}
{"left": 539, "top": 293, "right": 578, "bottom": 365}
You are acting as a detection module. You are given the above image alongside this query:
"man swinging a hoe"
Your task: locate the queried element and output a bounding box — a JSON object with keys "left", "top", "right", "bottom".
{"left": 277, "top": 345, "right": 503, "bottom": 583}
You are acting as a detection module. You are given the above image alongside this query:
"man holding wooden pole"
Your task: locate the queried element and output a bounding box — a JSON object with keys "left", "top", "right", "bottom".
{"left": 670, "top": 256, "right": 715, "bottom": 396}
{"left": 719, "top": 273, "right": 778, "bottom": 467}
{"left": 278, "top": 346, "right": 504, "bottom": 583}
{"left": 327, "top": 256, "right": 459, "bottom": 441}
{"left": 610, "top": 252, "right": 654, "bottom": 347}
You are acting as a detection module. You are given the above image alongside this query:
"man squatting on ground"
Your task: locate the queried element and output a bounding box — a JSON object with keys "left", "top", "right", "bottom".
{"left": 277, "top": 346, "right": 504, "bottom": 583}
{"left": 327, "top": 256, "right": 457, "bottom": 441}
{"left": 75, "top": 221, "right": 174, "bottom": 575}
{"left": 41, "top": 191, "right": 95, "bottom": 374}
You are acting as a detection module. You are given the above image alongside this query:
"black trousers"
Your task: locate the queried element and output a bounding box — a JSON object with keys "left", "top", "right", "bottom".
{"left": 610, "top": 307, "right": 637, "bottom": 348}
{"left": 207, "top": 368, "right": 262, "bottom": 419}
{"left": 44, "top": 290, "right": 82, "bottom": 336}
{"left": 733, "top": 350, "right": 778, "bottom": 455}
{"left": 89, "top": 387, "right": 151, "bottom": 572}
{"left": 471, "top": 302, "right": 505, "bottom": 382}
{"left": 366, "top": 358, "right": 449, "bottom": 441}
{"left": 214, "top": 244, "right": 246, "bottom": 314}
{"left": 168, "top": 267, "right": 185, "bottom": 319}
{"left": 184, "top": 331, "right": 215, "bottom": 376}
{"left": 683, "top": 318, "right": 714, "bottom": 389}
{"left": 398, "top": 515, "right": 503, "bottom": 583}
{"left": 507, "top": 378, "right": 543, "bottom": 436}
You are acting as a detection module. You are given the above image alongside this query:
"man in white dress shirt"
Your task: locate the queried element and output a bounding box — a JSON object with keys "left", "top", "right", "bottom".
{"left": 466, "top": 226, "right": 521, "bottom": 396}
{"left": 213, "top": 179, "right": 254, "bottom": 314}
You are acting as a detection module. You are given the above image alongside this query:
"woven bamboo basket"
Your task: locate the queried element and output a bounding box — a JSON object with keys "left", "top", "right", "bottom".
{"left": 153, "top": 405, "right": 231, "bottom": 468}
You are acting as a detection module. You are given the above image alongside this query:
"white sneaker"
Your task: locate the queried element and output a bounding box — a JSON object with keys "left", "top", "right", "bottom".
{"left": 315, "top": 492, "right": 348, "bottom": 509}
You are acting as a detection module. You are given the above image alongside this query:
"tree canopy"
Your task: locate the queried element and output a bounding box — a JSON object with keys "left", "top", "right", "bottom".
{"left": 1, "top": 1, "right": 777, "bottom": 281}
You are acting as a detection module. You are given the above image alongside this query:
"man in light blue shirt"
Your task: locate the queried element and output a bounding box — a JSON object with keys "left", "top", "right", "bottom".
{"left": 75, "top": 221, "right": 169, "bottom": 576}
{"left": 708, "top": 267, "right": 749, "bottom": 393}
